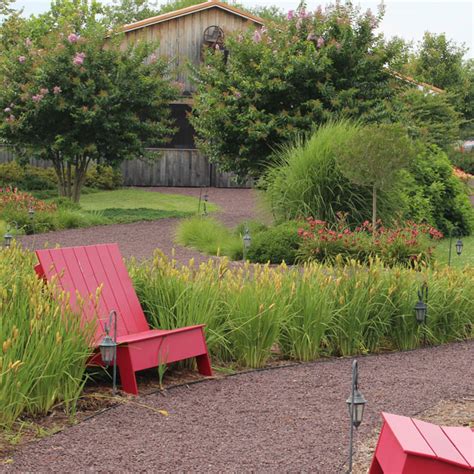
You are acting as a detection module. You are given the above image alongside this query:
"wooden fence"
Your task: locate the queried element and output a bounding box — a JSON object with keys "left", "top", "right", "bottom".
{"left": 0, "top": 146, "right": 252, "bottom": 188}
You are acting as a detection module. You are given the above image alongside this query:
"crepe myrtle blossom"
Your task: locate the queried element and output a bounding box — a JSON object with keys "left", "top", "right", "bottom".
{"left": 40, "top": 88, "right": 49, "bottom": 95}
{"left": 67, "top": 33, "right": 79, "bottom": 44}
{"left": 307, "top": 32, "right": 317, "bottom": 41}
{"left": 5, "top": 115, "right": 15, "bottom": 123}
{"left": 18, "top": 56, "right": 26, "bottom": 63}
{"left": 73, "top": 52, "right": 86, "bottom": 66}
{"left": 299, "top": 8, "right": 310, "bottom": 18}
{"left": 53, "top": 86, "right": 62, "bottom": 95}
{"left": 4, "top": 107, "right": 11, "bottom": 113}
{"left": 287, "top": 10, "right": 295, "bottom": 20}
{"left": 32, "top": 94, "right": 44, "bottom": 103}
{"left": 25, "top": 38, "right": 32, "bottom": 48}
{"left": 253, "top": 29, "right": 262, "bottom": 43}
{"left": 366, "top": 9, "right": 377, "bottom": 28}
{"left": 316, "top": 37, "right": 325, "bottom": 48}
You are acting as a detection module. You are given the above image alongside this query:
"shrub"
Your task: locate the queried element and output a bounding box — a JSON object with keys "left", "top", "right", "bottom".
{"left": 0, "top": 245, "right": 92, "bottom": 428}
{"left": 246, "top": 221, "right": 303, "bottom": 264}
{"left": 262, "top": 121, "right": 402, "bottom": 226}
{"left": 404, "top": 145, "right": 474, "bottom": 235}
{"left": 297, "top": 218, "right": 443, "bottom": 266}
{"left": 85, "top": 165, "right": 123, "bottom": 190}
{"left": 0, "top": 161, "right": 123, "bottom": 191}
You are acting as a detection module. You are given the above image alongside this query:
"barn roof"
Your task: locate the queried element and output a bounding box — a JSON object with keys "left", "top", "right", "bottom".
{"left": 122, "top": 0, "right": 265, "bottom": 33}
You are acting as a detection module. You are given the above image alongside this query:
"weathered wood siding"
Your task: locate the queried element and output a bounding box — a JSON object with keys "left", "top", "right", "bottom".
{"left": 0, "top": 146, "right": 252, "bottom": 188}
{"left": 121, "top": 149, "right": 251, "bottom": 188}
{"left": 123, "top": 7, "right": 256, "bottom": 92}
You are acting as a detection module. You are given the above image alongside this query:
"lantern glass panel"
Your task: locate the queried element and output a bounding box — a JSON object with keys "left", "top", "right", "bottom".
{"left": 99, "top": 335, "right": 116, "bottom": 365}
{"left": 414, "top": 300, "right": 427, "bottom": 324}
{"left": 455, "top": 240, "right": 463, "bottom": 256}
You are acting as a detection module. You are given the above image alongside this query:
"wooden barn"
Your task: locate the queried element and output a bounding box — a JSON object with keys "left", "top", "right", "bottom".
{"left": 118, "top": 1, "right": 264, "bottom": 188}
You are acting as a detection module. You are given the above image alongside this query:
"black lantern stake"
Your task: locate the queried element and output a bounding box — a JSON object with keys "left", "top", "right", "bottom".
{"left": 243, "top": 227, "right": 251, "bottom": 260}
{"left": 346, "top": 359, "right": 367, "bottom": 473}
{"left": 99, "top": 310, "right": 118, "bottom": 395}
{"left": 448, "top": 229, "right": 463, "bottom": 266}
{"left": 455, "top": 239, "right": 463, "bottom": 256}
{"left": 414, "top": 283, "right": 428, "bottom": 345}
{"left": 3, "top": 222, "right": 18, "bottom": 248}
{"left": 203, "top": 193, "right": 209, "bottom": 217}
{"left": 29, "top": 207, "right": 35, "bottom": 235}
{"left": 3, "top": 230, "right": 13, "bottom": 248}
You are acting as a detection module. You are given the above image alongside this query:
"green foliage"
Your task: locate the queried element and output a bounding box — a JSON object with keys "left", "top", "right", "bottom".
{"left": 393, "top": 89, "right": 461, "bottom": 150}
{"left": 403, "top": 145, "right": 474, "bottom": 235}
{"left": 0, "top": 161, "right": 123, "bottom": 191}
{"left": 106, "top": 0, "right": 159, "bottom": 26}
{"left": 191, "top": 3, "right": 395, "bottom": 178}
{"left": 335, "top": 123, "right": 415, "bottom": 228}
{"left": 449, "top": 148, "right": 474, "bottom": 175}
{"left": 130, "top": 253, "right": 474, "bottom": 367}
{"left": 0, "top": 245, "right": 92, "bottom": 428}
{"left": 434, "top": 236, "right": 474, "bottom": 269}
{"left": 262, "top": 121, "right": 401, "bottom": 226}
{"left": 246, "top": 221, "right": 303, "bottom": 264}
{"left": 297, "top": 219, "right": 442, "bottom": 267}
{"left": 0, "top": 9, "right": 178, "bottom": 201}
{"left": 175, "top": 216, "right": 242, "bottom": 260}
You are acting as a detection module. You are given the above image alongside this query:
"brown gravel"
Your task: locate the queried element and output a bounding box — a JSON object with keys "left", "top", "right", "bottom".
{"left": 18, "top": 187, "right": 266, "bottom": 262}
{"left": 4, "top": 341, "right": 473, "bottom": 473}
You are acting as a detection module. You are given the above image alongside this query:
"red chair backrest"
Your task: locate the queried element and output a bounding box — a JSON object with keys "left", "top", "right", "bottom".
{"left": 35, "top": 244, "right": 150, "bottom": 345}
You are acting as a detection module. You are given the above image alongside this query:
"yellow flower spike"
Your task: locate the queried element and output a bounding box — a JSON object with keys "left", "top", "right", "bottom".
{"left": 11, "top": 360, "right": 23, "bottom": 373}
{"left": 258, "top": 303, "right": 264, "bottom": 313}
{"left": 3, "top": 339, "right": 11, "bottom": 353}
{"left": 0, "top": 357, "right": 3, "bottom": 371}
{"left": 56, "top": 332, "right": 62, "bottom": 344}
{"left": 12, "top": 326, "right": 19, "bottom": 340}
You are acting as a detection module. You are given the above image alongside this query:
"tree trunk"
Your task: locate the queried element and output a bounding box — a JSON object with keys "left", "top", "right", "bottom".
{"left": 71, "top": 155, "right": 90, "bottom": 203}
{"left": 372, "top": 184, "right": 377, "bottom": 234}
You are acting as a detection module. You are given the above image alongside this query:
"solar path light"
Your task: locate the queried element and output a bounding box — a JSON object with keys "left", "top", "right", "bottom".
{"left": 346, "top": 359, "right": 367, "bottom": 473}
{"left": 99, "top": 310, "right": 118, "bottom": 395}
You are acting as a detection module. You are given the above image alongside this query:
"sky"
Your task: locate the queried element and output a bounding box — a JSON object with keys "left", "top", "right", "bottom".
{"left": 11, "top": 0, "right": 474, "bottom": 58}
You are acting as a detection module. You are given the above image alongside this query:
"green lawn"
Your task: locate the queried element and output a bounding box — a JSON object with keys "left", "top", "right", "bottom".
{"left": 434, "top": 236, "right": 474, "bottom": 269}
{"left": 80, "top": 189, "right": 216, "bottom": 212}
{"left": 79, "top": 188, "right": 218, "bottom": 224}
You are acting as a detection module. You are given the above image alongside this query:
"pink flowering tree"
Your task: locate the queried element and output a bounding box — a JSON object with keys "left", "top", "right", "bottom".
{"left": 191, "top": 3, "right": 396, "bottom": 178}
{"left": 0, "top": 20, "right": 177, "bottom": 201}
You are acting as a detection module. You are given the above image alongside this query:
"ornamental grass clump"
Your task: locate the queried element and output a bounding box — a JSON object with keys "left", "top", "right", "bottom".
{"left": 0, "top": 244, "right": 92, "bottom": 428}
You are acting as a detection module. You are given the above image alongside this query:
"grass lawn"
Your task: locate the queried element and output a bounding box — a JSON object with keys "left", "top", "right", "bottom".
{"left": 433, "top": 236, "right": 474, "bottom": 269}
{"left": 79, "top": 188, "right": 218, "bottom": 224}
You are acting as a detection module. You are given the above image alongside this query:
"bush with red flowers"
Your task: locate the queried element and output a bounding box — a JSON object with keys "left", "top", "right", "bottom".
{"left": 298, "top": 215, "right": 443, "bottom": 266}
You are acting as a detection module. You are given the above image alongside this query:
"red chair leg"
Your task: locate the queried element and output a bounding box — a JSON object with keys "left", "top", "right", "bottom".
{"left": 196, "top": 353, "right": 212, "bottom": 376}
{"left": 117, "top": 346, "right": 139, "bottom": 395}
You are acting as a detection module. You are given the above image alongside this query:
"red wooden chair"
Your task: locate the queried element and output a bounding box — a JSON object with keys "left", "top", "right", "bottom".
{"left": 35, "top": 243, "right": 212, "bottom": 395}
{"left": 369, "top": 412, "right": 474, "bottom": 473}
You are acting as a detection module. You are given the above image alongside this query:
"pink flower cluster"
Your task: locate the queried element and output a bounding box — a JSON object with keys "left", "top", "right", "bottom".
{"left": 67, "top": 33, "right": 79, "bottom": 44}
{"left": 73, "top": 52, "right": 86, "bottom": 66}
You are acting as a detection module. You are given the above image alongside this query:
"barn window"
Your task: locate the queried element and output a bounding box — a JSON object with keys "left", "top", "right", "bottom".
{"left": 169, "top": 104, "right": 196, "bottom": 149}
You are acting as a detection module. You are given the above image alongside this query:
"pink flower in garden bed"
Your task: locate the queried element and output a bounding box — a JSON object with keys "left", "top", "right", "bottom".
{"left": 18, "top": 56, "right": 26, "bottom": 63}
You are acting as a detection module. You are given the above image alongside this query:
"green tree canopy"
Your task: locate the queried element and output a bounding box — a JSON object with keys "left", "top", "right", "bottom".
{"left": 0, "top": 8, "right": 178, "bottom": 201}
{"left": 191, "top": 2, "right": 397, "bottom": 178}
{"left": 335, "top": 123, "right": 415, "bottom": 230}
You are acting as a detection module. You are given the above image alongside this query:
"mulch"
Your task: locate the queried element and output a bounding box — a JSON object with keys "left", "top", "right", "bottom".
{"left": 18, "top": 187, "right": 266, "bottom": 262}
{"left": 3, "top": 341, "right": 473, "bottom": 472}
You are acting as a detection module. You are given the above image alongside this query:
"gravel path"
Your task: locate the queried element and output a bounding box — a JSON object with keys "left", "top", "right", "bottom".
{"left": 19, "top": 187, "right": 263, "bottom": 262}
{"left": 5, "top": 341, "right": 473, "bottom": 473}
